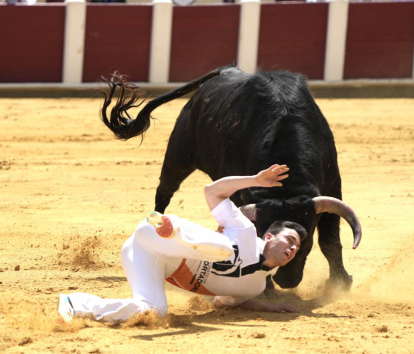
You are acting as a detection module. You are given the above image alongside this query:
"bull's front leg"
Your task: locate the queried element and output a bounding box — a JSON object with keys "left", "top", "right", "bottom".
{"left": 264, "top": 275, "right": 278, "bottom": 300}
{"left": 318, "top": 212, "right": 353, "bottom": 291}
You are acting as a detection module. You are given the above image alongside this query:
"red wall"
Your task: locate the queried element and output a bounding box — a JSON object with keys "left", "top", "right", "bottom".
{"left": 82, "top": 4, "right": 152, "bottom": 83}
{"left": 344, "top": 2, "right": 414, "bottom": 79}
{"left": 1, "top": 2, "right": 413, "bottom": 84}
{"left": 0, "top": 4, "right": 65, "bottom": 83}
{"left": 169, "top": 5, "right": 240, "bottom": 82}
{"left": 258, "top": 3, "right": 328, "bottom": 80}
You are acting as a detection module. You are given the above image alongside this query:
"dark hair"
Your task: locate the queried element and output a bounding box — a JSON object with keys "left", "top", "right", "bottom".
{"left": 264, "top": 220, "right": 307, "bottom": 242}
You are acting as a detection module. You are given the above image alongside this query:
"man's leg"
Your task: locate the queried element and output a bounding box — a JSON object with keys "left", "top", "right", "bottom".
{"left": 62, "top": 234, "right": 169, "bottom": 323}
{"left": 66, "top": 293, "right": 155, "bottom": 323}
{"left": 121, "top": 233, "right": 169, "bottom": 315}
{"left": 135, "top": 218, "right": 233, "bottom": 262}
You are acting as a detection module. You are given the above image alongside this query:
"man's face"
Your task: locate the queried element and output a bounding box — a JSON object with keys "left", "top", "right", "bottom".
{"left": 263, "top": 228, "right": 301, "bottom": 268}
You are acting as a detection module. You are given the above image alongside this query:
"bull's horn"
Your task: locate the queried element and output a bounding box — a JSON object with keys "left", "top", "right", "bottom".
{"left": 313, "top": 196, "right": 362, "bottom": 249}
{"left": 239, "top": 204, "right": 257, "bottom": 221}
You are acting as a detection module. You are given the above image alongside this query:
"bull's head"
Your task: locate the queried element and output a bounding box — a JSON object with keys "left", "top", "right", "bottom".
{"left": 240, "top": 196, "right": 362, "bottom": 288}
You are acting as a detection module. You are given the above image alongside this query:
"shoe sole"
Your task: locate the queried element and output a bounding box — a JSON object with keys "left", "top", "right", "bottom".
{"left": 57, "top": 293, "right": 73, "bottom": 323}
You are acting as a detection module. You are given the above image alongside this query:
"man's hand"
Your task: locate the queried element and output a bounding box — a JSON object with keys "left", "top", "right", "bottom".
{"left": 237, "top": 299, "right": 298, "bottom": 313}
{"left": 204, "top": 164, "right": 290, "bottom": 211}
{"left": 214, "top": 298, "right": 299, "bottom": 313}
{"left": 262, "top": 302, "right": 299, "bottom": 313}
{"left": 255, "top": 164, "right": 289, "bottom": 188}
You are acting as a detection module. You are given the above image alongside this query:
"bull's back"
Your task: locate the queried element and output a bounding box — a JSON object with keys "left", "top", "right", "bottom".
{"left": 189, "top": 69, "right": 339, "bottom": 197}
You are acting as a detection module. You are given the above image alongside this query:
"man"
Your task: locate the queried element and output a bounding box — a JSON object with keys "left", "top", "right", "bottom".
{"left": 58, "top": 164, "right": 306, "bottom": 323}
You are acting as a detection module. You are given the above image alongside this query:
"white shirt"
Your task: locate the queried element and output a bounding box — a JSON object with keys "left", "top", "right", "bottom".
{"left": 166, "top": 198, "right": 277, "bottom": 306}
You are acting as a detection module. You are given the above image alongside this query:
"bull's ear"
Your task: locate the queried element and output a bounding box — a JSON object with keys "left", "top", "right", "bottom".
{"left": 239, "top": 204, "right": 257, "bottom": 221}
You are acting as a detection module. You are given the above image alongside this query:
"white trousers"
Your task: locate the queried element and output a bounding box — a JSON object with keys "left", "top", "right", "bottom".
{"left": 69, "top": 218, "right": 232, "bottom": 323}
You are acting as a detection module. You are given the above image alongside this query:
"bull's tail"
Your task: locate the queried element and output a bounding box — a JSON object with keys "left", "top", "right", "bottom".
{"left": 97, "top": 64, "right": 236, "bottom": 142}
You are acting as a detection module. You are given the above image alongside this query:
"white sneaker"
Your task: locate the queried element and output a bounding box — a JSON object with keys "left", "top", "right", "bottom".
{"left": 57, "top": 293, "right": 74, "bottom": 323}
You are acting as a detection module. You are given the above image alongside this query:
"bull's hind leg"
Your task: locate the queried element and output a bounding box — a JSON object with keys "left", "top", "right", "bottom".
{"left": 154, "top": 115, "right": 198, "bottom": 213}
{"left": 317, "top": 212, "right": 353, "bottom": 291}
{"left": 155, "top": 162, "right": 196, "bottom": 213}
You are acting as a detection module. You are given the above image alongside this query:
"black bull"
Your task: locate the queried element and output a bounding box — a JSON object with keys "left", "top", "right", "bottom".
{"left": 98, "top": 64, "right": 362, "bottom": 292}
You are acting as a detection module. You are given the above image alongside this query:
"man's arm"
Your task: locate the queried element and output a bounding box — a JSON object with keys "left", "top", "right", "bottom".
{"left": 213, "top": 297, "right": 298, "bottom": 313}
{"left": 204, "top": 164, "right": 289, "bottom": 211}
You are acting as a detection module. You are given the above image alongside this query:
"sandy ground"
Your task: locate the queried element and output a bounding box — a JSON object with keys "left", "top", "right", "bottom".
{"left": 0, "top": 96, "right": 413, "bottom": 354}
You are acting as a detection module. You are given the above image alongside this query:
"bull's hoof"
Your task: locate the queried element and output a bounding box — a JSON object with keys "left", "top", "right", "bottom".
{"left": 263, "top": 286, "right": 279, "bottom": 300}
{"left": 322, "top": 275, "right": 353, "bottom": 299}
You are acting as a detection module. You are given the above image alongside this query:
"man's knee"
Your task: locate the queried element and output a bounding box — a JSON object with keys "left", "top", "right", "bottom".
{"left": 134, "top": 220, "right": 161, "bottom": 249}
{"left": 121, "top": 235, "right": 134, "bottom": 257}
